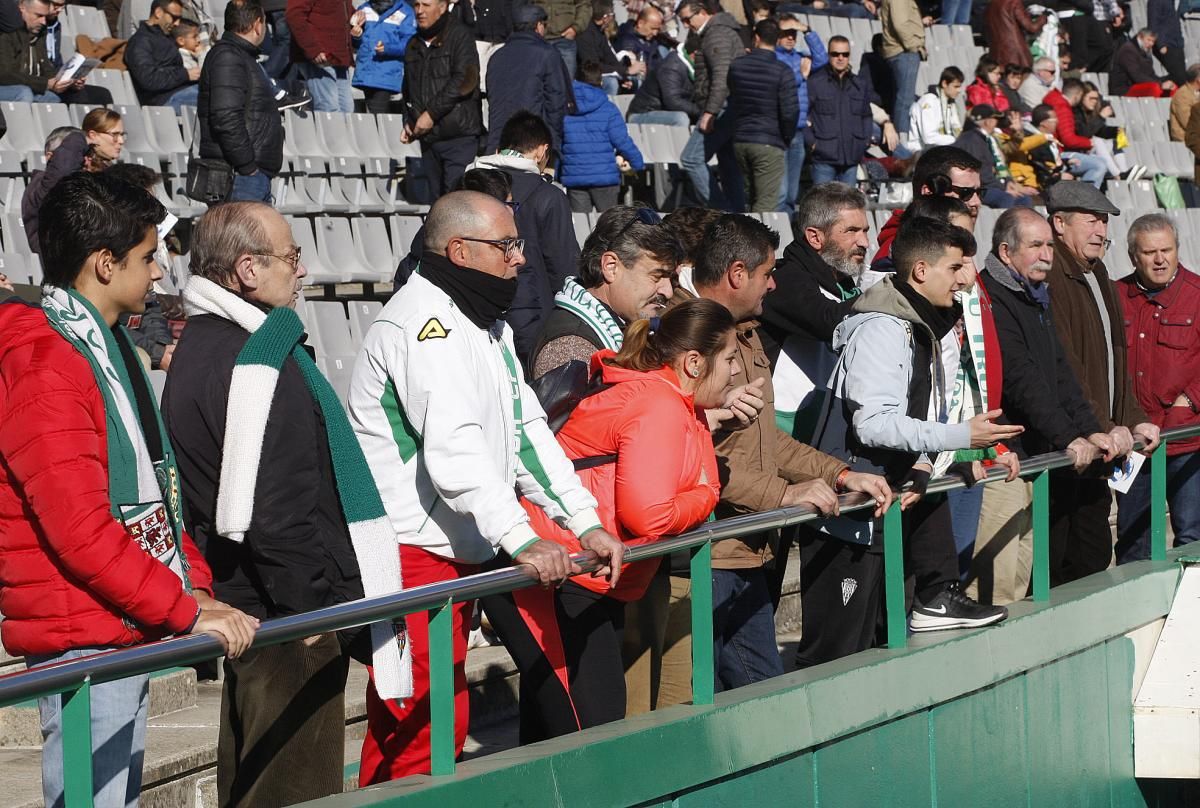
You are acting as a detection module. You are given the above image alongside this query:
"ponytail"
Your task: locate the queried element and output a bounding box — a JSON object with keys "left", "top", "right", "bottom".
{"left": 607, "top": 298, "right": 736, "bottom": 373}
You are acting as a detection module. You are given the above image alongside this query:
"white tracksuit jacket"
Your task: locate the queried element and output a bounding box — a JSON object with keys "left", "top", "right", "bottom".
{"left": 349, "top": 273, "right": 601, "bottom": 564}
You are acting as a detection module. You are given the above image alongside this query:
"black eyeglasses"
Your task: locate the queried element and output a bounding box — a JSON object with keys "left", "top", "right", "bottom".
{"left": 606, "top": 208, "right": 662, "bottom": 248}
{"left": 778, "top": 29, "right": 799, "bottom": 38}
{"left": 506, "top": 200, "right": 522, "bottom": 215}
{"left": 829, "top": 50, "right": 851, "bottom": 57}
{"left": 461, "top": 236, "right": 525, "bottom": 259}
{"left": 948, "top": 185, "right": 980, "bottom": 201}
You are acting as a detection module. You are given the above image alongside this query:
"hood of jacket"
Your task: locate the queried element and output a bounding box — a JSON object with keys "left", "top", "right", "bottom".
{"left": 571, "top": 80, "right": 610, "bottom": 113}
{"left": 833, "top": 276, "right": 931, "bottom": 351}
{"left": 591, "top": 351, "right": 696, "bottom": 406}
{"left": 469, "top": 152, "right": 541, "bottom": 175}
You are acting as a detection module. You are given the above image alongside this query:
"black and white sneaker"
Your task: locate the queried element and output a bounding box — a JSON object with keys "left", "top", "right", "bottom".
{"left": 1120, "top": 164, "right": 1148, "bottom": 183}
{"left": 909, "top": 583, "right": 1008, "bottom": 633}
{"left": 275, "top": 86, "right": 312, "bottom": 112}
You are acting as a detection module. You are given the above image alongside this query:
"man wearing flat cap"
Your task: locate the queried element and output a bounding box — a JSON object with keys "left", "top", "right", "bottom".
{"left": 1046, "top": 182, "right": 1160, "bottom": 586}
{"left": 485, "top": 3, "right": 573, "bottom": 154}
{"left": 954, "top": 103, "right": 1036, "bottom": 209}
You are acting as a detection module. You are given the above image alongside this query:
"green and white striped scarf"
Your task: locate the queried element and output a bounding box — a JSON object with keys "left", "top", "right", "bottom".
{"left": 183, "top": 277, "right": 411, "bottom": 701}
{"left": 554, "top": 278, "right": 624, "bottom": 352}
{"left": 42, "top": 286, "right": 191, "bottom": 591}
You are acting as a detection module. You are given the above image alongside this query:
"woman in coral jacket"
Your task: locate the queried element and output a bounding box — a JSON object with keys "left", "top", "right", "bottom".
{"left": 483, "top": 298, "right": 736, "bottom": 743}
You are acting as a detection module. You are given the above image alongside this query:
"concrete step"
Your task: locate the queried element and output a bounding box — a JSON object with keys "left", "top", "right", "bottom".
{"left": 0, "top": 666, "right": 199, "bottom": 748}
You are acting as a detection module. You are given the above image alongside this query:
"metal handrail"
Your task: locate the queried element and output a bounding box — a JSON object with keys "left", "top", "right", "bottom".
{"left": 4, "top": 422, "right": 1199, "bottom": 804}
{"left": 3, "top": 423, "right": 1198, "bottom": 706}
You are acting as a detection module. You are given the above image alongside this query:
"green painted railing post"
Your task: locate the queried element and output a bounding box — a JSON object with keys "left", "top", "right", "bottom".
{"left": 428, "top": 600, "right": 456, "bottom": 776}
{"left": 1032, "top": 470, "right": 1050, "bottom": 602}
{"left": 61, "top": 681, "right": 93, "bottom": 806}
{"left": 690, "top": 542, "right": 715, "bottom": 706}
{"left": 1150, "top": 440, "right": 1168, "bottom": 561}
{"left": 883, "top": 502, "right": 906, "bottom": 649}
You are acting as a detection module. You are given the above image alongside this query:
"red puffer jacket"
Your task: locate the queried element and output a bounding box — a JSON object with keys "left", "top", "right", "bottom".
{"left": 0, "top": 299, "right": 213, "bottom": 657}
{"left": 524, "top": 353, "right": 720, "bottom": 601}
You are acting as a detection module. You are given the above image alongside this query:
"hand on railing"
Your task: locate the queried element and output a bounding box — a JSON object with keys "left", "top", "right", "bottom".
{"left": 781, "top": 479, "right": 840, "bottom": 515}
{"left": 898, "top": 463, "right": 932, "bottom": 511}
{"left": 1133, "top": 422, "right": 1162, "bottom": 454}
{"left": 579, "top": 527, "right": 626, "bottom": 589}
{"left": 515, "top": 540, "right": 583, "bottom": 587}
{"left": 840, "top": 472, "right": 893, "bottom": 517}
{"left": 191, "top": 592, "right": 260, "bottom": 659}
{"left": 994, "top": 452, "right": 1020, "bottom": 482}
{"left": 969, "top": 409, "right": 1025, "bottom": 449}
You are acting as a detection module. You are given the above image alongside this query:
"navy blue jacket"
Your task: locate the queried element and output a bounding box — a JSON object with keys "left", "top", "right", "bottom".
{"left": 126, "top": 21, "right": 191, "bottom": 106}
{"left": 627, "top": 50, "right": 698, "bottom": 119}
{"left": 351, "top": 0, "right": 417, "bottom": 93}
{"left": 613, "top": 20, "right": 661, "bottom": 74}
{"left": 728, "top": 48, "right": 800, "bottom": 149}
{"left": 560, "top": 80, "right": 644, "bottom": 188}
{"left": 485, "top": 31, "right": 572, "bottom": 153}
{"left": 806, "top": 64, "right": 877, "bottom": 167}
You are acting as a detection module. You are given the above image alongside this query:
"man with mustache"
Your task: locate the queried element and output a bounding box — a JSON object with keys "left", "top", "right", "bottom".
{"left": 972, "top": 207, "right": 1115, "bottom": 604}
{"left": 529, "top": 206, "right": 685, "bottom": 380}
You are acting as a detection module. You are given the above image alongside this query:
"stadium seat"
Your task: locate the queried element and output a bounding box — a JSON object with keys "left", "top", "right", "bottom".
{"left": 114, "top": 103, "right": 161, "bottom": 155}
{"left": 760, "top": 212, "right": 794, "bottom": 254}
{"left": 64, "top": 3, "right": 112, "bottom": 39}
{"left": 303, "top": 177, "right": 353, "bottom": 214}
{"left": 90, "top": 69, "right": 136, "bottom": 106}
{"left": 67, "top": 103, "right": 102, "bottom": 127}
{"left": 144, "top": 106, "right": 189, "bottom": 154}
{"left": 286, "top": 216, "right": 342, "bottom": 285}
{"left": 2, "top": 213, "right": 32, "bottom": 255}
{"left": 0, "top": 103, "right": 44, "bottom": 153}
{"left": 168, "top": 253, "right": 190, "bottom": 293}
{"left": 310, "top": 301, "right": 357, "bottom": 358}
{"left": 352, "top": 216, "right": 395, "bottom": 278}
{"left": 28, "top": 251, "right": 42, "bottom": 284}
{"left": 284, "top": 110, "right": 331, "bottom": 163}
{"left": 390, "top": 214, "right": 424, "bottom": 260}
{"left": 347, "top": 299, "right": 383, "bottom": 346}
{"left": 313, "top": 216, "right": 382, "bottom": 282}
{"left": 322, "top": 354, "right": 355, "bottom": 408}
{"left": 0, "top": 251, "right": 30, "bottom": 284}
{"left": 0, "top": 176, "right": 25, "bottom": 210}
{"left": 572, "top": 212, "right": 591, "bottom": 247}
{"left": 32, "top": 103, "right": 71, "bottom": 139}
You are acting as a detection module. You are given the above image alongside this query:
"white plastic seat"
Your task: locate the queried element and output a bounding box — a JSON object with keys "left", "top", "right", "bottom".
{"left": 310, "top": 301, "right": 356, "bottom": 357}
{"left": 287, "top": 216, "right": 343, "bottom": 285}
{"left": 390, "top": 214, "right": 425, "bottom": 260}
{"left": 32, "top": 103, "right": 71, "bottom": 139}
{"left": 0, "top": 176, "right": 26, "bottom": 210}
{"left": 143, "top": 106, "right": 189, "bottom": 153}
{"left": 347, "top": 299, "right": 384, "bottom": 346}
{"left": 352, "top": 216, "right": 395, "bottom": 280}
{"left": 114, "top": 104, "right": 160, "bottom": 154}
{"left": 0, "top": 251, "right": 30, "bottom": 284}
{"left": 2, "top": 213, "right": 32, "bottom": 255}
{"left": 91, "top": 69, "right": 136, "bottom": 105}
{"left": 313, "top": 216, "right": 378, "bottom": 281}
{"left": 322, "top": 354, "right": 355, "bottom": 409}
{"left": 0, "top": 102, "right": 44, "bottom": 153}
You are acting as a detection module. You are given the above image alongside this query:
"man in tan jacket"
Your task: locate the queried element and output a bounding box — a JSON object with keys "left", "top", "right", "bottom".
{"left": 1168, "top": 64, "right": 1200, "bottom": 142}
{"left": 674, "top": 213, "right": 891, "bottom": 691}
{"left": 879, "top": 0, "right": 926, "bottom": 146}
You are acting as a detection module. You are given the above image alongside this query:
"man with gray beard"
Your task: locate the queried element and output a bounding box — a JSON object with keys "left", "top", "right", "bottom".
{"left": 761, "top": 182, "right": 871, "bottom": 445}
{"left": 970, "top": 207, "right": 1114, "bottom": 605}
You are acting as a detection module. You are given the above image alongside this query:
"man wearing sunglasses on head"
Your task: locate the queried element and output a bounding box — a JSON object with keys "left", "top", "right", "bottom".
{"left": 350, "top": 190, "right": 626, "bottom": 783}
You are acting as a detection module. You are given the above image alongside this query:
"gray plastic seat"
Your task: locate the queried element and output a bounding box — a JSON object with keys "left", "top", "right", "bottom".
{"left": 303, "top": 177, "right": 352, "bottom": 214}
{"left": 1, "top": 102, "right": 44, "bottom": 153}
{"left": 114, "top": 104, "right": 160, "bottom": 154}
{"left": 91, "top": 70, "right": 136, "bottom": 105}
{"left": 352, "top": 216, "right": 395, "bottom": 280}
{"left": 286, "top": 216, "right": 343, "bottom": 285}
{"left": 390, "top": 214, "right": 425, "bottom": 260}
{"left": 64, "top": 4, "right": 112, "bottom": 38}
{"left": 144, "top": 106, "right": 189, "bottom": 153}
{"left": 572, "top": 212, "right": 591, "bottom": 246}
{"left": 760, "top": 212, "right": 794, "bottom": 254}
{"left": 3, "top": 213, "right": 32, "bottom": 255}
{"left": 322, "top": 355, "right": 355, "bottom": 409}
{"left": 0, "top": 176, "right": 24, "bottom": 211}
{"left": 348, "top": 299, "right": 384, "bottom": 346}
{"left": 32, "top": 103, "right": 71, "bottom": 139}
{"left": 310, "top": 301, "right": 357, "bottom": 358}
{"left": 285, "top": 109, "right": 331, "bottom": 158}
{"left": 0, "top": 251, "right": 30, "bottom": 284}
{"left": 314, "top": 216, "right": 378, "bottom": 281}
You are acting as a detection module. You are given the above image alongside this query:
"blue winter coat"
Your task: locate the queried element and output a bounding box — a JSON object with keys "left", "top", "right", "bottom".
{"left": 351, "top": 0, "right": 417, "bottom": 93}
{"left": 560, "top": 81, "right": 644, "bottom": 188}
{"left": 806, "top": 64, "right": 878, "bottom": 167}
{"left": 775, "top": 31, "right": 827, "bottom": 131}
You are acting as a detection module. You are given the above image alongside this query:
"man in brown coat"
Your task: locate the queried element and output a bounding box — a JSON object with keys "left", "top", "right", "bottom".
{"left": 674, "top": 213, "right": 891, "bottom": 691}
{"left": 1046, "top": 182, "right": 1161, "bottom": 585}
{"left": 985, "top": 0, "right": 1047, "bottom": 71}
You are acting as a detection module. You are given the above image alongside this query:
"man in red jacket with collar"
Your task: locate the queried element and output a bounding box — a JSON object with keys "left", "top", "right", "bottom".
{"left": 1116, "top": 213, "right": 1200, "bottom": 562}
{"left": 0, "top": 172, "right": 257, "bottom": 808}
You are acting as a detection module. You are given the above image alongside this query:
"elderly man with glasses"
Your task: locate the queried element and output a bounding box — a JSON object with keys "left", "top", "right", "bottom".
{"left": 350, "top": 190, "right": 626, "bottom": 784}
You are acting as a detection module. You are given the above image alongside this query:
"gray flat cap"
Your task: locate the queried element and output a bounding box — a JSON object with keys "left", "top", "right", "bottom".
{"left": 1044, "top": 181, "right": 1121, "bottom": 216}
{"left": 512, "top": 3, "right": 549, "bottom": 23}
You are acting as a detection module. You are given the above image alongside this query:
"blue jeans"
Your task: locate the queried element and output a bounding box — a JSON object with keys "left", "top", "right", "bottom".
{"left": 0, "top": 84, "right": 61, "bottom": 102}
{"left": 941, "top": 0, "right": 973, "bottom": 25}
{"left": 263, "top": 9, "right": 292, "bottom": 80}
{"left": 810, "top": 162, "right": 858, "bottom": 185}
{"left": 1063, "top": 151, "right": 1107, "bottom": 188}
{"left": 887, "top": 51, "right": 921, "bottom": 136}
{"left": 948, "top": 485, "right": 985, "bottom": 578}
{"left": 679, "top": 111, "right": 745, "bottom": 210}
{"left": 781, "top": 134, "right": 805, "bottom": 210}
{"left": 982, "top": 185, "right": 1034, "bottom": 209}
{"left": 229, "top": 171, "right": 273, "bottom": 203}
{"left": 305, "top": 65, "right": 352, "bottom": 113}
{"left": 29, "top": 648, "right": 150, "bottom": 808}
{"left": 601, "top": 74, "right": 620, "bottom": 96}
{"left": 551, "top": 37, "right": 577, "bottom": 79}
{"left": 1116, "top": 451, "right": 1200, "bottom": 563}
{"left": 712, "top": 567, "right": 784, "bottom": 692}
{"left": 628, "top": 110, "right": 690, "bottom": 127}
{"left": 165, "top": 84, "right": 199, "bottom": 113}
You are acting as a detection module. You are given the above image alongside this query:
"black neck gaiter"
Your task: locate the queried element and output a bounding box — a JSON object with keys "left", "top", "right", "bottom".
{"left": 417, "top": 12, "right": 450, "bottom": 39}
{"left": 419, "top": 251, "right": 517, "bottom": 330}
{"left": 894, "top": 279, "right": 961, "bottom": 340}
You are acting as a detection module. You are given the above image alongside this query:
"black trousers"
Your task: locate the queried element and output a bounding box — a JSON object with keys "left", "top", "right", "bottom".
{"left": 1060, "top": 15, "right": 1114, "bottom": 72}
{"left": 794, "top": 496, "right": 957, "bottom": 668}
{"left": 482, "top": 579, "right": 626, "bottom": 744}
{"left": 420, "top": 135, "right": 478, "bottom": 199}
{"left": 1049, "top": 469, "right": 1113, "bottom": 586}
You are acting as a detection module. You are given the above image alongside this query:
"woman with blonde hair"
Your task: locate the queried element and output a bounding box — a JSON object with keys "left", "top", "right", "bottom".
{"left": 82, "top": 108, "right": 126, "bottom": 169}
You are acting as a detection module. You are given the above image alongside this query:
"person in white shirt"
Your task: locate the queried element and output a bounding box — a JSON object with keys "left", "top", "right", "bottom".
{"left": 911, "top": 65, "right": 964, "bottom": 150}
{"left": 349, "top": 190, "right": 625, "bottom": 784}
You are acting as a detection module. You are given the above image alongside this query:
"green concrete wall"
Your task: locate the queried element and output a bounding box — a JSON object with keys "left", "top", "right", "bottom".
{"left": 306, "top": 558, "right": 1187, "bottom": 808}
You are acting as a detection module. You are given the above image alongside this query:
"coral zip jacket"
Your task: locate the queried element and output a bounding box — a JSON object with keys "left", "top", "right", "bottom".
{"left": 524, "top": 353, "right": 720, "bottom": 601}
{"left": 0, "top": 299, "right": 212, "bottom": 657}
